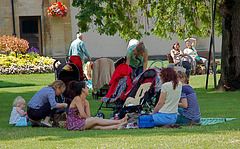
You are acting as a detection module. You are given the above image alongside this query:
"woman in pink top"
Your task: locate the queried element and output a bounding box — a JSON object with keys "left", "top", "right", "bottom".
{"left": 66, "top": 81, "right": 128, "bottom": 131}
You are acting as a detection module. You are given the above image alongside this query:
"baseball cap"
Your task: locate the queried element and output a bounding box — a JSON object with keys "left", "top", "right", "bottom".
{"left": 77, "top": 33, "right": 83, "bottom": 38}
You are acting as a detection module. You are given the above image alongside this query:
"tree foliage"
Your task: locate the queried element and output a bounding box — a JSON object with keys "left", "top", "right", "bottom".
{"left": 72, "top": 0, "right": 224, "bottom": 41}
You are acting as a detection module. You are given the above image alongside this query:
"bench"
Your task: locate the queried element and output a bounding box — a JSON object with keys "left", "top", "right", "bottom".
{"left": 197, "top": 50, "right": 220, "bottom": 70}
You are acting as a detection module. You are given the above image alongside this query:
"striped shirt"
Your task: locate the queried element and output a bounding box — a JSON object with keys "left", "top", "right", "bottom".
{"left": 181, "top": 85, "right": 201, "bottom": 120}
{"left": 27, "top": 87, "right": 57, "bottom": 110}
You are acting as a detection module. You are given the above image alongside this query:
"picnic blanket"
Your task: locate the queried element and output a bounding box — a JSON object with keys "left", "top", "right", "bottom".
{"left": 200, "top": 118, "right": 236, "bottom": 125}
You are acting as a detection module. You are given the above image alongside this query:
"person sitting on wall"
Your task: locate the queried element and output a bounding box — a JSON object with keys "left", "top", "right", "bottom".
{"left": 183, "top": 38, "right": 208, "bottom": 75}
{"left": 170, "top": 42, "right": 184, "bottom": 64}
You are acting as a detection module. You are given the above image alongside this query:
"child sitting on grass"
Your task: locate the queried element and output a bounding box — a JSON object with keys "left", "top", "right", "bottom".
{"left": 9, "top": 96, "right": 29, "bottom": 126}
{"left": 176, "top": 72, "right": 201, "bottom": 125}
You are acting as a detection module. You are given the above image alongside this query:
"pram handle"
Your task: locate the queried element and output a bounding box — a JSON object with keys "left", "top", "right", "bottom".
{"left": 53, "top": 60, "right": 60, "bottom": 70}
{"left": 174, "top": 55, "right": 183, "bottom": 66}
{"left": 65, "top": 56, "right": 70, "bottom": 63}
{"left": 148, "top": 60, "right": 163, "bottom": 69}
{"left": 182, "top": 54, "right": 193, "bottom": 66}
{"left": 53, "top": 60, "right": 60, "bottom": 80}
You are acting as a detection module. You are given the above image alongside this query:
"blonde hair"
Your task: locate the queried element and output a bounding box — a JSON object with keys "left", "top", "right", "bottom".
{"left": 84, "top": 61, "right": 93, "bottom": 72}
{"left": 49, "top": 80, "right": 66, "bottom": 91}
{"left": 13, "top": 96, "right": 26, "bottom": 107}
{"left": 177, "top": 72, "right": 189, "bottom": 84}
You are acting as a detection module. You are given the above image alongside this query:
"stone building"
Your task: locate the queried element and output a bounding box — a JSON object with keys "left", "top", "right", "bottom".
{"left": 0, "top": 0, "right": 72, "bottom": 60}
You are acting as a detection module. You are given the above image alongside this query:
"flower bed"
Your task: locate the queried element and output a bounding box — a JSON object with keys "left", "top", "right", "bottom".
{"left": 0, "top": 52, "right": 55, "bottom": 74}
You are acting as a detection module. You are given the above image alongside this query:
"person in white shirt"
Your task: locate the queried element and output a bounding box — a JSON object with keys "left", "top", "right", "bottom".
{"left": 9, "top": 96, "right": 29, "bottom": 126}
{"left": 183, "top": 38, "right": 208, "bottom": 75}
{"left": 148, "top": 68, "right": 182, "bottom": 126}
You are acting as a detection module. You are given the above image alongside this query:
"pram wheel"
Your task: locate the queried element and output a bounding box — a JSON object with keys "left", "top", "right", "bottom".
{"left": 95, "top": 112, "right": 105, "bottom": 119}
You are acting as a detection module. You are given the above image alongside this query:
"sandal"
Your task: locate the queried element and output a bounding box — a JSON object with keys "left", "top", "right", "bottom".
{"left": 41, "top": 123, "right": 53, "bottom": 128}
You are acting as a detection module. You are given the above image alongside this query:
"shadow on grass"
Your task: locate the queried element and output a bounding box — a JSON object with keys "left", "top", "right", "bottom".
{"left": 1, "top": 121, "right": 239, "bottom": 141}
{"left": 0, "top": 80, "right": 35, "bottom": 88}
{"left": 0, "top": 89, "right": 239, "bottom": 141}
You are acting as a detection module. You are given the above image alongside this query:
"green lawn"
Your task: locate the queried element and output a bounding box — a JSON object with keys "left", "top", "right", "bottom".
{"left": 0, "top": 67, "right": 239, "bottom": 148}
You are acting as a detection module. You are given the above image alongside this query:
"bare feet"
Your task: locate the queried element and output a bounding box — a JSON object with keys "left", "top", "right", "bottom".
{"left": 117, "top": 121, "right": 128, "bottom": 130}
{"left": 120, "top": 114, "right": 128, "bottom": 123}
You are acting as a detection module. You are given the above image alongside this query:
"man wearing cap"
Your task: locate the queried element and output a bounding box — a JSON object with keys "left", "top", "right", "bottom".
{"left": 68, "top": 33, "right": 91, "bottom": 80}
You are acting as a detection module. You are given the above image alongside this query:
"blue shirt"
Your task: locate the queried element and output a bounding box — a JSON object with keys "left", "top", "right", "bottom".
{"left": 181, "top": 85, "right": 201, "bottom": 120}
{"left": 27, "top": 87, "right": 57, "bottom": 110}
{"left": 68, "top": 38, "right": 90, "bottom": 60}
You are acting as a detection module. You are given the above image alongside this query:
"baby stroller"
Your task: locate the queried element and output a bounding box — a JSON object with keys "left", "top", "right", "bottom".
{"left": 65, "top": 56, "right": 85, "bottom": 81}
{"left": 51, "top": 59, "right": 80, "bottom": 126}
{"left": 92, "top": 58, "right": 115, "bottom": 99}
{"left": 95, "top": 63, "right": 133, "bottom": 119}
{"left": 173, "top": 54, "right": 193, "bottom": 78}
{"left": 118, "top": 60, "right": 163, "bottom": 119}
{"left": 53, "top": 60, "right": 80, "bottom": 111}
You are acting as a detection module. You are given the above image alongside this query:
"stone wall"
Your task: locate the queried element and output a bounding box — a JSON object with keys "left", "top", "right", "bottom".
{"left": 0, "top": 0, "right": 72, "bottom": 60}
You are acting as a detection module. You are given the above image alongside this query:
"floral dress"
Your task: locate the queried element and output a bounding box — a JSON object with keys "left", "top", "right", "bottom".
{"left": 66, "top": 107, "right": 86, "bottom": 131}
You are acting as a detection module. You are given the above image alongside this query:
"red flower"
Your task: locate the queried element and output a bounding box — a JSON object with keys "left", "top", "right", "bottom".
{"left": 58, "top": 2, "right": 62, "bottom": 8}
{"left": 47, "top": 2, "right": 68, "bottom": 17}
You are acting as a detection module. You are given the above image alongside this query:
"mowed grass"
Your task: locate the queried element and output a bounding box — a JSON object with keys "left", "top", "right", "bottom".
{"left": 0, "top": 62, "right": 239, "bottom": 149}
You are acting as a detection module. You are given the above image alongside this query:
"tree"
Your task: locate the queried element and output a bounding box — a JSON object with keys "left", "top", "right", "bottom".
{"left": 72, "top": 0, "right": 240, "bottom": 91}
{"left": 217, "top": 0, "right": 240, "bottom": 91}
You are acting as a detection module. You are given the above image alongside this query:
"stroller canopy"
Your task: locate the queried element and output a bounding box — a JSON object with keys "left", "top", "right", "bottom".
{"left": 101, "top": 63, "right": 133, "bottom": 103}
{"left": 124, "top": 67, "right": 162, "bottom": 106}
{"left": 55, "top": 62, "right": 80, "bottom": 81}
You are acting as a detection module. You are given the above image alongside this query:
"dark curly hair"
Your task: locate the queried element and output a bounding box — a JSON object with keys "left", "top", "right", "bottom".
{"left": 160, "top": 68, "right": 179, "bottom": 90}
{"left": 69, "top": 81, "right": 86, "bottom": 95}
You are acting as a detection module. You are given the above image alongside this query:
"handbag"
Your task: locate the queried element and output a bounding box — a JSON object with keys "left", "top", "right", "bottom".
{"left": 15, "top": 116, "right": 28, "bottom": 127}
{"left": 138, "top": 115, "right": 154, "bottom": 128}
{"left": 52, "top": 112, "right": 67, "bottom": 128}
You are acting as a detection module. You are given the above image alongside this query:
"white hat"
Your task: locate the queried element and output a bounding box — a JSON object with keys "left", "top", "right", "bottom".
{"left": 77, "top": 33, "right": 83, "bottom": 38}
{"left": 128, "top": 39, "right": 139, "bottom": 47}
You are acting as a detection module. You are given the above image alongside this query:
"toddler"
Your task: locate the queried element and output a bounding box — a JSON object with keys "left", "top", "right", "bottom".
{"left": 84, "top": 61, "right": 93, "bottom": 81}
{"left": 9, "top": 96, "right": 29, "bottom": 126}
